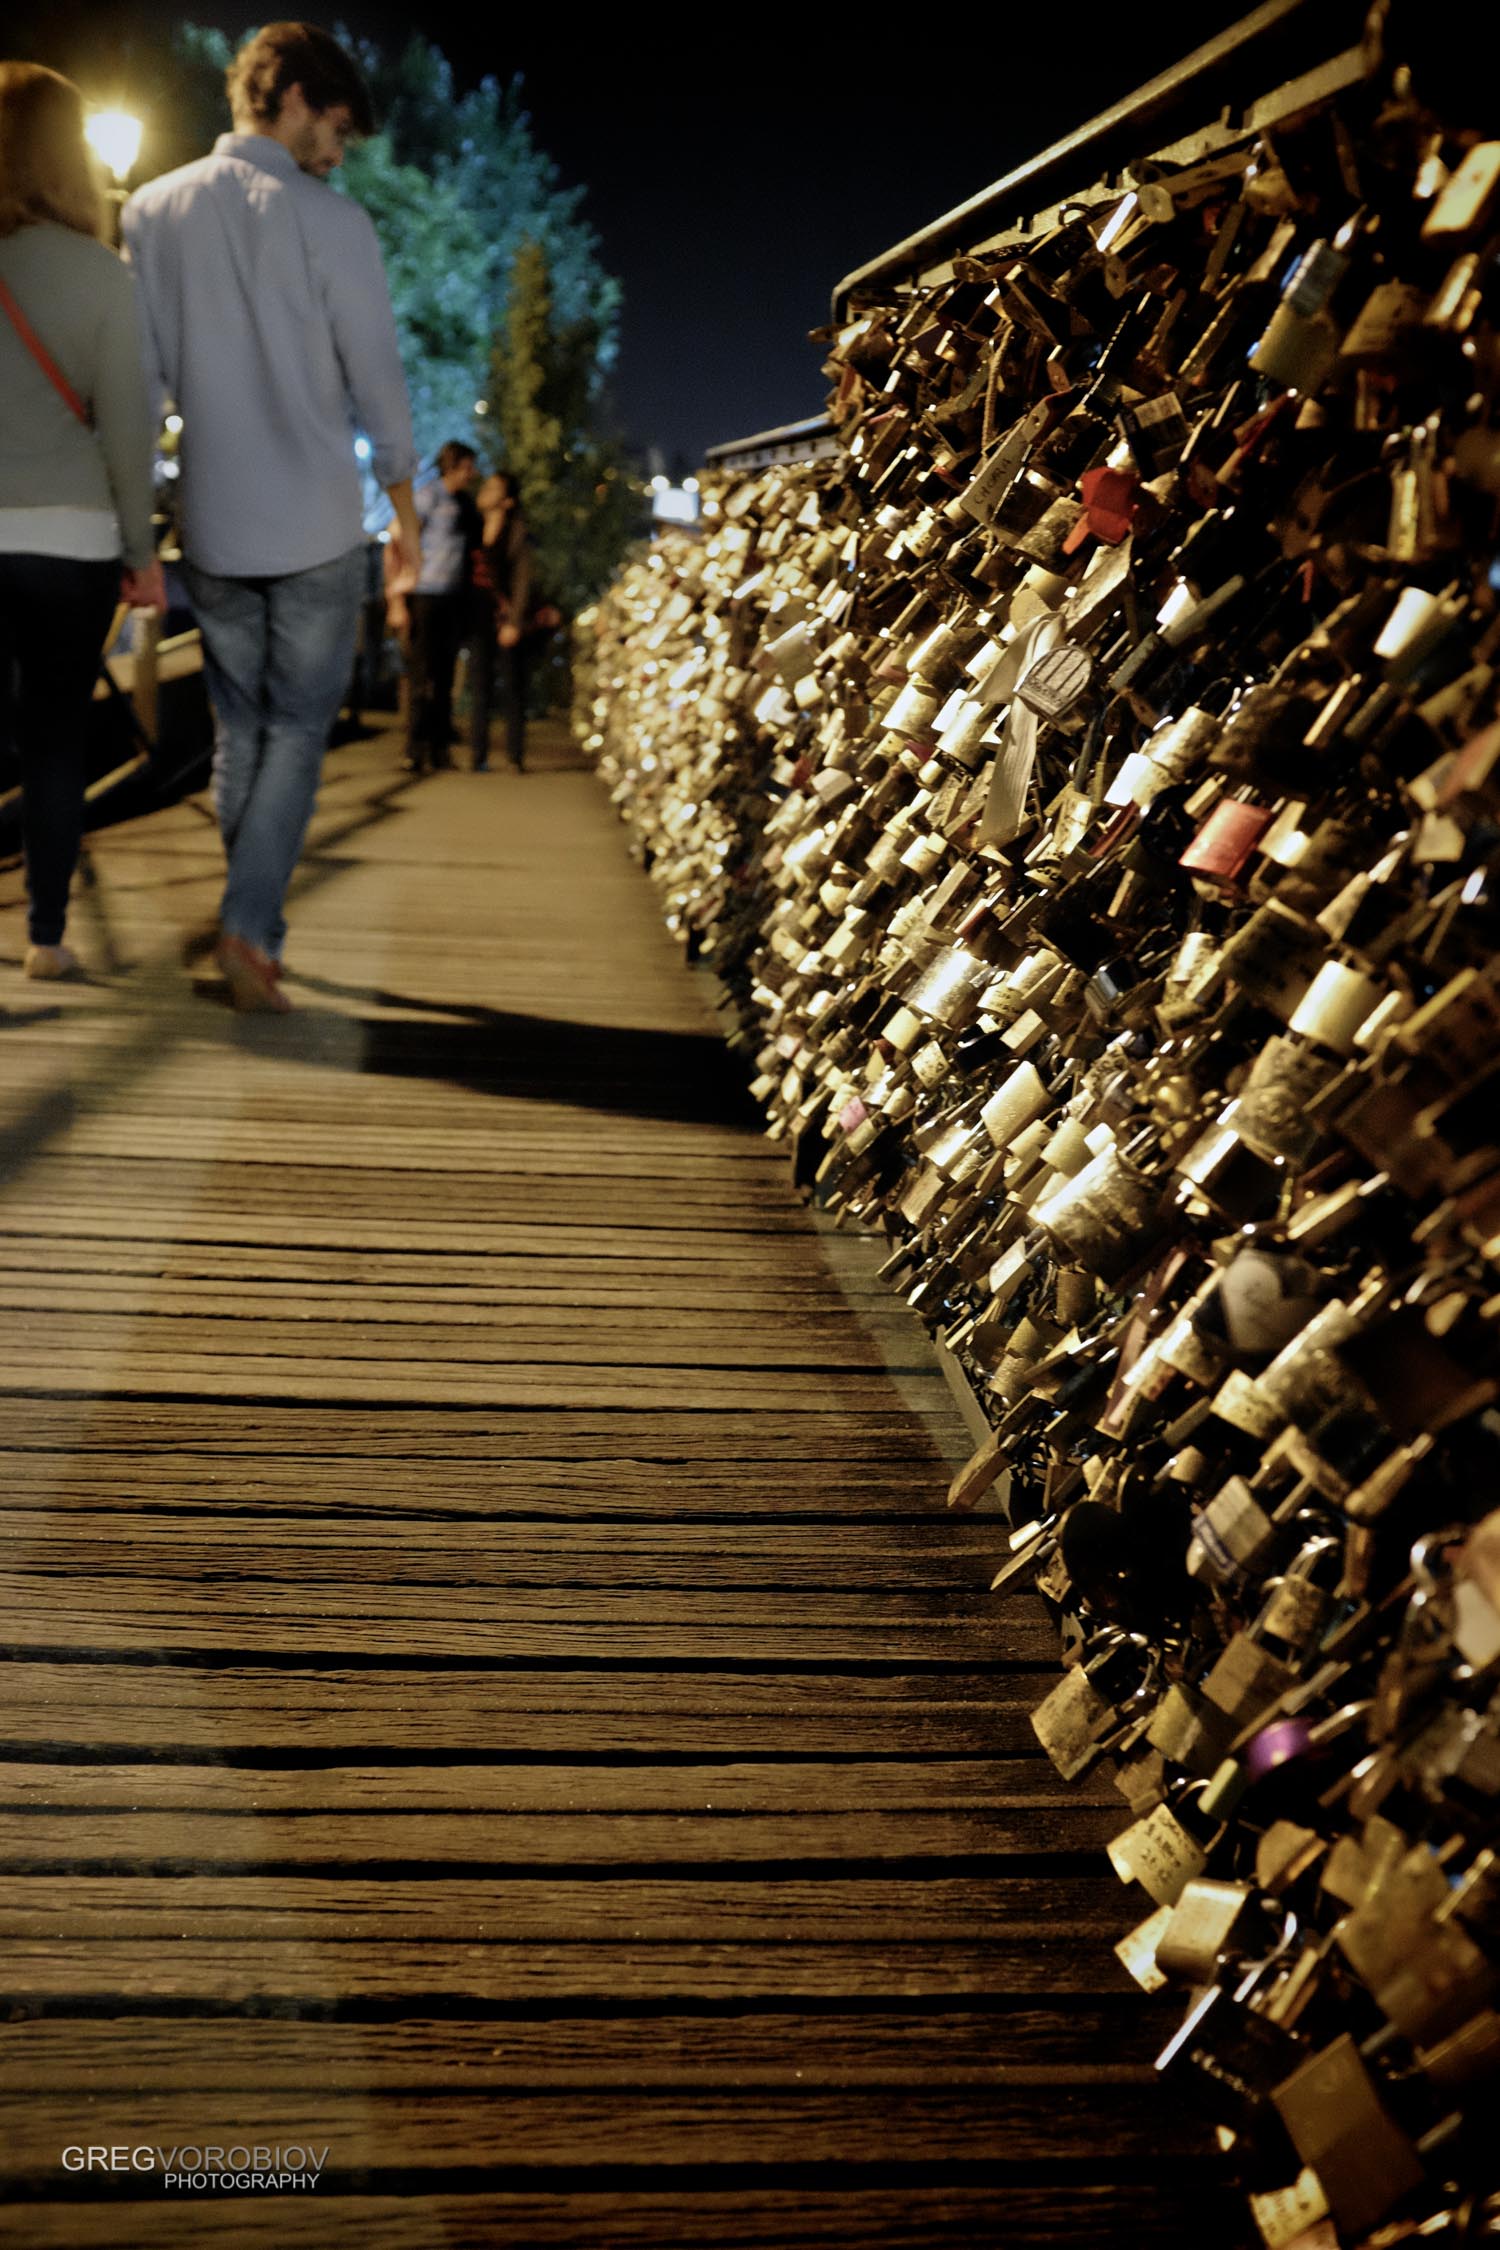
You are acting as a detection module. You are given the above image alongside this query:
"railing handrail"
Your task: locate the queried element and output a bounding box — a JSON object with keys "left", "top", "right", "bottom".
{"left": 701, "top": 1, "right": 1368, "bottom": 475}
{"left": 703, "top": 415, "right": 839, "bottom": 473}
{"left": 830, "top": 0, "right": 1366, "bottom": 320}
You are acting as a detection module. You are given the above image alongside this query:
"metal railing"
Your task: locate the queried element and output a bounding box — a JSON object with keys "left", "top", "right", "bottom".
{"left": 700, "top": 0, "right": 1371, "bottom": 479}
{"left": 831, "top": 0, "right": 1368, "bottom": 317}
{"left": 703, "top": 416, "right": 839, "bottom": 474}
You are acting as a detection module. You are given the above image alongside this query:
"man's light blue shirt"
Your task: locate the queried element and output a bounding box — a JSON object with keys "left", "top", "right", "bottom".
{"left": 123, "top": 133, "right": 416, "bottom": 579}
{"left": 414, "top": 479, "right": 472, "bottom": 596}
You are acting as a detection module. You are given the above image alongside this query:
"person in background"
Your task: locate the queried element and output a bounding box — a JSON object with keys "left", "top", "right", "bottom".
{"left": 0, "top": 62, "right": 164, "bottom": 981}
{"left": 403, "top": 439, "right": 479, "bottom": 775}
{"left": 466, "top": 469, "right": 537, "bottom": 773}
{"left": 123, "top": 21, "right": 419, "bottom": 1013}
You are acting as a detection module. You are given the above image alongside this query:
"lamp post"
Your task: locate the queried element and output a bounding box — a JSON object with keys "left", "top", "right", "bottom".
{"left": 84, "top": 109, "right": 142, "bottom": 245}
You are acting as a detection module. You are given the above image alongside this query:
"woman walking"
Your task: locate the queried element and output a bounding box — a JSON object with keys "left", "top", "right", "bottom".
{"left": 0, "top": 62, "right": 162, "bottom": 977}
{"left": 466, "top": 470, "right": 534, "bottom": 772}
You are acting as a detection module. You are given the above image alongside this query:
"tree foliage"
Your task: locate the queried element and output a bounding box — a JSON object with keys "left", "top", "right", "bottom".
{"left": 486, "top": 239, "right": 641, "bottom": 619}
{"left": 351, "top": 38, "right": 620, "bottom": 368}
{"left": 338, "top": 134, "right": 493, "bottom": 454}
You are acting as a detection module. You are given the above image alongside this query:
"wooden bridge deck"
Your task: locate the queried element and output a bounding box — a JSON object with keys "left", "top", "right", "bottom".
{"left": 0, "top": 726, "right": 1229, "bottom": 2246}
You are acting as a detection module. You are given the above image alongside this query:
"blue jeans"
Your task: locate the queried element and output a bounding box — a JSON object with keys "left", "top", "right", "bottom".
{"left": 184, "top": 545, "right": 364, "bottom": 958}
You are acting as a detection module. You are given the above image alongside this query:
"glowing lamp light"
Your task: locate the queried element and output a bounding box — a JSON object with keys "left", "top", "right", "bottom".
{"left": 164, "top": 413, "right": 183, "bottom": 435}
{"left": 353, "top": 436, "right": 372, "bottom": 461}
{"left": 649, "top": 474, "right": 668, "bottom": 492}
{"left": 85, "top": 110, "right": 142, "bottom": 183}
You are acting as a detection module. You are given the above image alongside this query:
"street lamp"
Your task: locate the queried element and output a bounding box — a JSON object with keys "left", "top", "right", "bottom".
{"left": 85, "top": 109, "right": 142, "bottom": 181}
{"left": 85, "top": 110, "right": 142, "bottom": 245}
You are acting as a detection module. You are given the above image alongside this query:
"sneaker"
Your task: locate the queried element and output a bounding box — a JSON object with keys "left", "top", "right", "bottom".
{"left": 24, "top": 943, "right": 80, "bottom": 980}
{"left": 216, "top": 934, "right": 292, "bottom": 1014}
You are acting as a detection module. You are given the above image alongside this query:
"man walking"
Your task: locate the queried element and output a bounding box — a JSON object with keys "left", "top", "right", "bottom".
{"left": 404, "top": 440, "right": 479, "bottom": 775}
{"left": 123, "top": 20, "right": 419, "bottom": 1012}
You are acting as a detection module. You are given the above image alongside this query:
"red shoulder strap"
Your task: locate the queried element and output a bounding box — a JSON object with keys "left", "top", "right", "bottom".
{"left": 0, "top": 272, "right": 90, "bottom": 426}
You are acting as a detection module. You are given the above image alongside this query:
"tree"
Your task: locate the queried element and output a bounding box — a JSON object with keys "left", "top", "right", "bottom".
{"left": 486, "top": 239, "right": 643, "bottom": 620}
{"left": 351, "top": 38, "right": 621, "bottom": 369}
{"left": 337, "top": 135, "right": 493, "bottom": 462}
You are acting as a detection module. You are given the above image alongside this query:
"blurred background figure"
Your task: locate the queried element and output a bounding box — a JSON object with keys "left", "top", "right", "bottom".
{"left": 466, "top": 468, "right": 545, "bottom": 773}
{"left": 404, "top": 437, "right": 478, "bottom": 774}
{"left": 0, "top": 60, "right": 163, "bottom": 981}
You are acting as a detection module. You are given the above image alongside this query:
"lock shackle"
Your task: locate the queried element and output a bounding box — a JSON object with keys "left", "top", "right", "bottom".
{"left": 1410, "top": 1526, "right": 1469, "bottom": 1593}
{"left": 1287, "top": 1531, "right": 1341, "bottom": 1570}
{"left": 1078, "top": 1621, "right": 1152, "bottom": 1658}
{"left": 1306, "top": 1698, "right": 1374, "bottom": 1751}
{"left": 1265, "top": 1903, "right": 1300, "bottom": 1960}
{"left": 1075, "top": 1624, "right": 1161, "bottom": 1696}
{"left": 1229, "top": 1903, "right": 1301, "bottom": 2003}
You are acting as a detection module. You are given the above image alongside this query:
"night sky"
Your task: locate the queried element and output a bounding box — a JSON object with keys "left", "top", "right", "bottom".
{"left": 15, "top": 1, "right": 1262, "bottom": 468}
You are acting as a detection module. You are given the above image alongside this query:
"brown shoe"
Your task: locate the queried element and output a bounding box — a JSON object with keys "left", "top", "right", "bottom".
{"left": 215, "top": 935, "right": 292, "bottom": 1014}
{"left": 24, "top": 943, "right": 80, "bottom": 980}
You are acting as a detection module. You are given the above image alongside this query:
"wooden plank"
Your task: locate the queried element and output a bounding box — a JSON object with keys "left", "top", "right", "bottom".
{"left": 0, "top": 1578, "right": 1057, "bottom": 1662}
{"left": 0, "top": 1460, "right": 970, "bottom": 1521}
{"left": 4, "top": 1160, "right": 813, "bottom": 1229}
{"left": 0, "top": 1403, "right": 964, "bottom": 1464}
{"left": 45, "top": 1120, "right": 794, "bottom": 1179}
{"left": 0, "top": 1259, "right": 899, "bottom": 1312}
{"left": 0, "top": 1762, "right": 1086, "bottom": 1815}
{"left": 0, "top": 1875, "right": 1123, "bottom": 1940}
{"left": 0, "top": 2186, "right": 1238, "bottom": 2250}
{"left": 0, "top": 2007, "right": 1169, "bottom": 2088}
{"left": 0, "top": 1938, "right": 1131, "bottom": 2001}
{"left": 0, "top": 1665, "right": 1052, "bottom": 1754}
{"left": 0, "top": 2009, "right": 1173, "bottom": 2085}
{"left": 0, "top": 1305, "right": 933, "bottom": 1375}
{"left": 0, "top": 1280, "right": 909, "bottom": 1337}
{"left": 0, "top": 2086, "right": 1202, "bottom": 2171}
{"left": 0, "top": 1205, "right": 853, "bottom": 1264}
{"left": 0, "top": 1520, "right": 1004, "bottom": 1591}
{"left": 0, "top": 1354, "right": 949, "bottom": 1413}
{"left": 0, "top": 1808, "right": 1120, "bottom": 1866}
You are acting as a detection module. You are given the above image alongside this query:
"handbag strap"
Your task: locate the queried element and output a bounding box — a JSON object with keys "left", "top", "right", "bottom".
{"left": 0, "top": 271, "right": 90, "bottom": 426}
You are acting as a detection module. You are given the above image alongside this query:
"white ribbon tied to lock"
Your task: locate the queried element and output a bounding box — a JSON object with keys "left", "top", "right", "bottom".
{"left": 976, "top": 611, "right": 1069, "bottom": 847}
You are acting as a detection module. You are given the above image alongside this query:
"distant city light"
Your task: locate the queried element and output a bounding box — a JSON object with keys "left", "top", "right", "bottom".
{"left": 160, "top": 459, "right": 179, "bottom": 479}
{"left": 652, "top": 483, "right": 700, "bottom": 526}
{"left": 85, "top": 109, "right": 142, "bottom": 182}
{"left": 354, "top": 436, "right": 372, "bottom": 461}
{"left": 164, "top": 413, "right": 183, "bottom": 435}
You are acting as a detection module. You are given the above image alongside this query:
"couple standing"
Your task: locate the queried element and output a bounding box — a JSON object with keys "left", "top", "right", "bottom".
{"left": 394, "top": 446, "right": 536, "bottom": 776}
